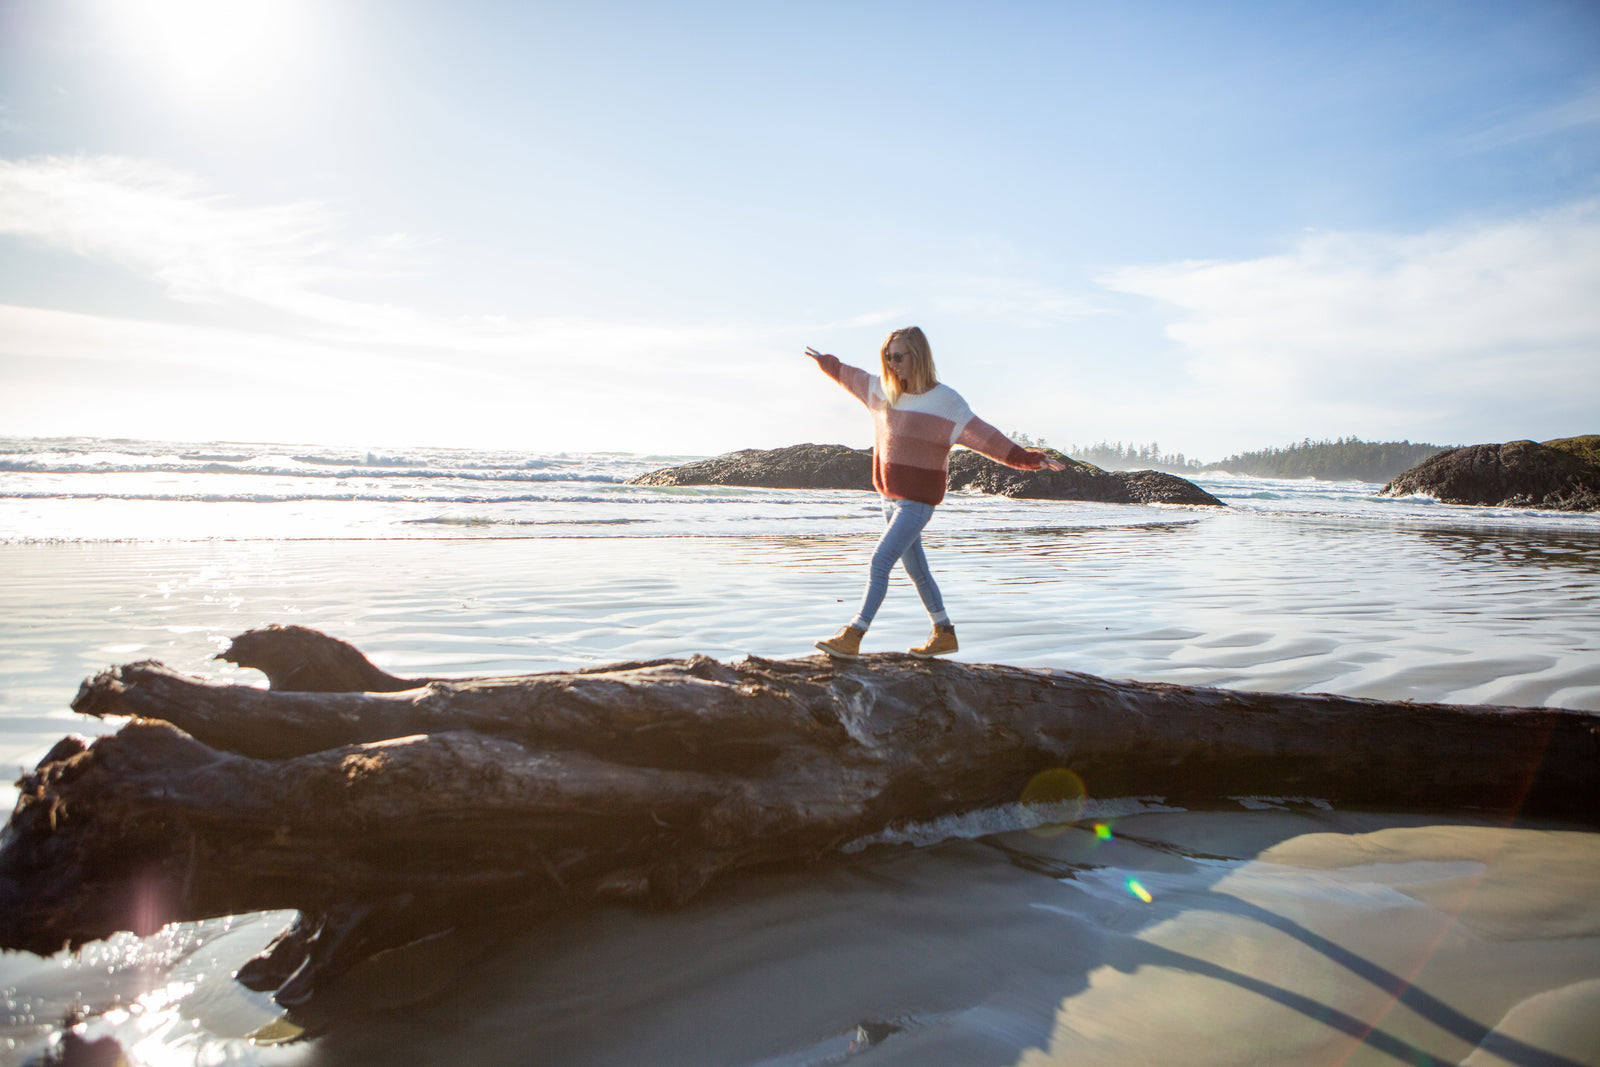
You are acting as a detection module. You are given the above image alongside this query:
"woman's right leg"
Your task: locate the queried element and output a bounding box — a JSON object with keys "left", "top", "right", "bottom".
{"left": 898, "top": 530, "right": 949, "bottom": 626}
{"left": 849, "top": 499, "right": 935, "bottom": 631}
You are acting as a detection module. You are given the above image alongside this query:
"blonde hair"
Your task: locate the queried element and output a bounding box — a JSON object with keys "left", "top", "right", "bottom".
{"left": 880, "top": 326, "right": 938, "bottom": 407}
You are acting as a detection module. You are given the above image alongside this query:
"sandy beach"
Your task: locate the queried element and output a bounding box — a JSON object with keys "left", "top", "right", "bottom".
{"left": 2, "top": 446, "right": 1598, "bottom": 1066}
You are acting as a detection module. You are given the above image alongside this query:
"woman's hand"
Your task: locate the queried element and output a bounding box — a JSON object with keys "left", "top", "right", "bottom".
{"left": 1032, "top": 451, "right": 1066, "bottom": 471}
{"left": 804, "top": 347, "right": 830, "bottom": 364}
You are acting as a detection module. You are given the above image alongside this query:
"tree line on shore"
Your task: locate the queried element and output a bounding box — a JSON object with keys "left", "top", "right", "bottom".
{"left": 1012, "top": 434, "right": 1450, "bottom": 483}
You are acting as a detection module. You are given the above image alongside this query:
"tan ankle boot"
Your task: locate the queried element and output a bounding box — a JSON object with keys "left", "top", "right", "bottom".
{"left": 909, "top": 624, "right": 957, "bottom": 658}
{"left": 815, "top": 624, "right": 865, "bottom": 659}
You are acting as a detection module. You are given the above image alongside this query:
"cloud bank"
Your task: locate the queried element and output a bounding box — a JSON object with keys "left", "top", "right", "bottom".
{"left": 0, "top": 154, "right": 361, "bottom": 308}
{"left": 0, "top": 155, "right": 765, "bottom": 354}
{"left": 1100, "top": 202, "right": 1600, "bottom": 446}
{"left": 0, "top": 155, "right": 854, "bottom": 450}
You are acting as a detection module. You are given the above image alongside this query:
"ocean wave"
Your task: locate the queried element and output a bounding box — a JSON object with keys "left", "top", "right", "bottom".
{"left": 0, "top": 490, "right": 669, "bottom": 505}
{"left": 403, "top": 516, "right": 651, "bottom": 526}
{"left": 291, "top": 452, "right": 427, "bottom": 467}
{"left": 0, "top": 459, "right": 624, "bottom": 484}
{"left": 840, "top": 797, "right": 1188, "bottom": 852}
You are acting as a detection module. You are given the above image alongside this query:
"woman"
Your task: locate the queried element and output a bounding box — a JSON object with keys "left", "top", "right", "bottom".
{"left": 805, "top": 326, "right": 1064, "bottom": 659}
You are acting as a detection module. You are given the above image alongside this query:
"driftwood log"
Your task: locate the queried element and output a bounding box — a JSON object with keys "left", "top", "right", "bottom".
{"left": 2, "top": 625, "right": 1597, "bottom": 1020}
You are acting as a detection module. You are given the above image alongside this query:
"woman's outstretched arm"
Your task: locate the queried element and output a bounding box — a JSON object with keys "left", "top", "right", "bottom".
{"left": 956, "top": 417, "right": 1067, "bottom": 471}
{"left": 805, "top": 347, "right": 873, "bottom": 407}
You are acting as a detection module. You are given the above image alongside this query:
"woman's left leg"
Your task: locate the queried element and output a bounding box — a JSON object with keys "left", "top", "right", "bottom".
{"left": 898, "top": 521, "right": 949, "bottom": 626}
{"left": 898, "top": 507, "right": 959, "bottom": 657}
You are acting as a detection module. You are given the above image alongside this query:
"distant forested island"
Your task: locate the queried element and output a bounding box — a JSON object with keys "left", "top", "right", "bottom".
{"left": 1200, "top": 438, "right": 1449, "bottom": 482}
{"left": 1022, "top": 435, "right": 1451, "bottom": 484}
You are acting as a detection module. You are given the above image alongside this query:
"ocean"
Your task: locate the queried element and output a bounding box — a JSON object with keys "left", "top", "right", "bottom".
{"left": 2, "top": 435, "right": 1598, "bottom": 1066}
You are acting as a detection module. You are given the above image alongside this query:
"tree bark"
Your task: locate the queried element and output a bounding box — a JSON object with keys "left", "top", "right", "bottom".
{"left": 3, "top": 625, "right": 1596, "bottom": 1017}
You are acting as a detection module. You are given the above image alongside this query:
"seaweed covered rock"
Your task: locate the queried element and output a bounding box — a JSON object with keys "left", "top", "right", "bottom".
{"left": 1383, "top": 437, "right": 1600, "bottom": 511}
{"left": 945, "top": 450, "right": 1223, "bottom": 506}
{"left": 629, "top": 443, "right": 873, "bottom": 490}
{"left": 629, "top": 444, "right": 1223, "bottom": 506}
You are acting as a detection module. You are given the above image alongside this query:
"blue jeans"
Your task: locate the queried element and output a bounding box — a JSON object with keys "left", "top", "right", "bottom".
{"left": 850, "top": 498, "right": 949, "bottom": 630}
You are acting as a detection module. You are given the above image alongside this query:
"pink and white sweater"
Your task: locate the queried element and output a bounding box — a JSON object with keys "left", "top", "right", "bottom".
{"left": 814, "top": 354, "right": 1047, "bottom": 506}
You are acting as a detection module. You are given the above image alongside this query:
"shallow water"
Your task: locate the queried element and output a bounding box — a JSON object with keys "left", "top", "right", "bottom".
{"left": 2, "top": 438, "right": 1598, "bottom": 1065}
{"left": 4, "top": 508, "right": 1595, "bottom": 788}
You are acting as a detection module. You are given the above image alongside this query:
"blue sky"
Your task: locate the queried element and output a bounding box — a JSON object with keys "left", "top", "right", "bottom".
{"left": 2, "top": 0, "right": 1597, "bottom": 459}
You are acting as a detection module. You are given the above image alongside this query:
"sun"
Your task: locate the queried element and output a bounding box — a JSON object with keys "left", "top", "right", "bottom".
{"left": 96, "top": 0, "right": 311, "bottom": 96}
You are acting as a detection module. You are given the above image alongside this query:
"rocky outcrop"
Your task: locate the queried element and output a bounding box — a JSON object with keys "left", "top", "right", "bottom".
{"left": 630, "top": 444, "right": 1223, "bottom": 506}
{"left": 630, "top": 443, "right": 873, "bottom": 490}
{"left": 944, "top": 450, "right": 1224, "bottom": 506}
{"left": 1383, "top": 437, "right": 1600, "bottom": 511}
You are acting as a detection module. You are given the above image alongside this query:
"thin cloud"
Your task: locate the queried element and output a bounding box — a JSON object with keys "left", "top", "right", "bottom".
{"left": 888, "top": 272, "right": 1107, "bottom": 329}
{"left": 0, "top": 155, "right": 363, "bottom": 305}
{"left": 1, "top": 302, "right": 403, "bottom": 378}
{"left": 1457, "top": 81, "right": 1600, "bottom": 154}
{"left": 834, "top": 308, "right": 914, "bottom": 330}
{"left": 0, "top": 154, "right": 762, "bottom": 369}
{"left": 1099, "top": 202, "right": 1600, "bottom": 443}
{"left": 0, "top": 301, "right": 850, "bottom": 452}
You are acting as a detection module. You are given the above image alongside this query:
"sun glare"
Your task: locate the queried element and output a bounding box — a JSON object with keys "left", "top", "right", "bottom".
{"left": 97, "top": 0, "right": 310, "bottom": 95}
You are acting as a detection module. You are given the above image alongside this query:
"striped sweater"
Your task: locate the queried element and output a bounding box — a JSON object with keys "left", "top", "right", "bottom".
{"left": 814, "top": 354, "right": 1046, "bottom": 506}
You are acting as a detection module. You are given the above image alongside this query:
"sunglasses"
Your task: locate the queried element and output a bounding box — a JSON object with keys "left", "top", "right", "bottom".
{"left": 887, "top": 353, "right": 907, "bottom": 364}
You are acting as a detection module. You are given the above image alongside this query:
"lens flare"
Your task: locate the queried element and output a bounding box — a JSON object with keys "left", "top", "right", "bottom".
{"left": 1095, "top": 823, "right": 1114, "bottom": 840}
{"left": 1126, "top": 877, "right": 1153, "bottom": 904}
{"left": 1021, "top": 767, "right": 1087, "bottom": 837}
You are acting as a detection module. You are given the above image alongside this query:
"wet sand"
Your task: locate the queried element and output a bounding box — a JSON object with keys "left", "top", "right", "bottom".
{"left": 2, "top": 524, "right": 1598, "bottom": 1065}
{"left": 290, "top": 809, "right": 1600, "bottom": 1067}
{"left": 5, "top": 806, "right": 1595, "bottom": 1066}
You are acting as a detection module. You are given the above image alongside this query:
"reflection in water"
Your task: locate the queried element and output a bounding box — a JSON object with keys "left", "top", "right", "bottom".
{"left": 1407, "top": 525, "right": 1600, "bottom": 574}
